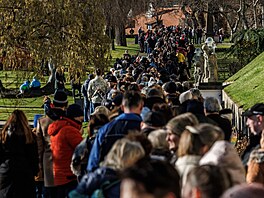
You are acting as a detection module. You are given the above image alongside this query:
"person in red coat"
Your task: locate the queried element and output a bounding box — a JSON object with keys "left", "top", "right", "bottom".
{"left": 48, "top": 104, "right": 83, "bottom": 197}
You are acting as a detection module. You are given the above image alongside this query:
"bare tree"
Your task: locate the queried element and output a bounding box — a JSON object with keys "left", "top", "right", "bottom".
{"left": 102, "top": 0, "right": 149, "bottom": 46}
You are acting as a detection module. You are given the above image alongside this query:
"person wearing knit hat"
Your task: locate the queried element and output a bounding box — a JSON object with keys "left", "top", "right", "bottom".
{"left": 141, "top": 111, "right": 166, "bottom": 136}
{"left": 36, "top": 90, "right": 68, "bottom": 193}
{"left": 53, "top": 90, "right": 68, "bottom": 108}
{"left": 48, "top": 104, "right": 83, "bottom": 196}
{"left": 66, "top": 104, "right": 84, "bottom": 123}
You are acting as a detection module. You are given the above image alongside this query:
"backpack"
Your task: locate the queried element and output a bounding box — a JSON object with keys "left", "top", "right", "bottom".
{"left": 91, "top": 180, "right": 120, "bottom": 198}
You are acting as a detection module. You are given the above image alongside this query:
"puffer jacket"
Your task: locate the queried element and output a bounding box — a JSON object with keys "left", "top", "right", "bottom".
{"left": 247, "top": 149, "right": 264, "bottom": 184}
{"left": 48, "top": 117, "right": 83, "bottom": 186}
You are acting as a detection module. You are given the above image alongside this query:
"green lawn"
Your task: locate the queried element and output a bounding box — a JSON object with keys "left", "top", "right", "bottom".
{"left": 224, "top": 52, "right": 264, "bottom": 110}
{"left": 0, "top": 38, "right": 141, "bottom": 121}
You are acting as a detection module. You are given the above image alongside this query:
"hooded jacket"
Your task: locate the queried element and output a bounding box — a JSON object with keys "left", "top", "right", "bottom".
{"left": 87, "top": 113, "right": 142, "bottom": 172}
{"left": 48, "top": 117, "right": 83, "bottom": 186}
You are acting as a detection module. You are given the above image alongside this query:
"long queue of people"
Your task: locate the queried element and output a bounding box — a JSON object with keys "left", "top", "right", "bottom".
{"left": 1, "top": 25, "right": 264, "bottom": 198}
{"left": 1, "top": 85, "right": 264, "bottom": 198}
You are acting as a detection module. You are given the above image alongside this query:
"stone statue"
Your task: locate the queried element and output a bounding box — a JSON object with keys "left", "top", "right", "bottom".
{"left": 202, "top": 37, "right": 218, "bottom": 82}
{"left": 193, "top": 37, "right": 218, "bottom": 86}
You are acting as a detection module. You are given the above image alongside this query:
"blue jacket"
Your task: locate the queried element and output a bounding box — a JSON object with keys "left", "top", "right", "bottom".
{"left": 72, "top": 167, "right": 120, "bottom": 198}
{"left": 87, "top": 113, "right": 142, "bottom": 172}
{"left": 30, "top": 78, "right": 41, "bottom": 88}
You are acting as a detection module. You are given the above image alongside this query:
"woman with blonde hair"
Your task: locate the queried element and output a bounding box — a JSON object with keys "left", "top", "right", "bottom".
{"left": 0, "top": 110, "right": 39, "bottom": 198}
{"left": 176, "top": 123, "right": 224, "bottom": 187}
{"left": 165, "top": 113, "right": 199, "bottom": 164}
{"left": 70, "top": 138, "right": 145, "bottom": 198}
{"left": 148, "top": 129, "right": 172, "bottom": 162}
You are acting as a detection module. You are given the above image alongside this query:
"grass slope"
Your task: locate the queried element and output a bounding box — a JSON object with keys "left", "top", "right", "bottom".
{"left": 224, "top": 52, "right": 264, "bottom": 110}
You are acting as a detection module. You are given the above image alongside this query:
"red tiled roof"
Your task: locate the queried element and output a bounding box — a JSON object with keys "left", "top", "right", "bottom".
{"left": 126, "top": 7, "right": 185, "bottom": 34}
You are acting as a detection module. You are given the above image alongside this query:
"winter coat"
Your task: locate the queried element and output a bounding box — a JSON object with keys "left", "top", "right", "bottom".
{"left": 87, "top": 76, "right": 108, "bottom": 104}
{"left": 55, "top": 71, "right": 66, "bottom": 90}
{"left": 36, "top": 108, "right": 66, "bottom": 187}
{"left": 0, "top": 129, "right": 38, "bottom": 198}
{"left": 19, "top": 81, "right": 30, "bottom": 92}
{"left": 48, "top": 117, "right": 83, "bottom": 186}
{"left": 73, "top": 167, "right": 120, "bottom": 198}
{"left": 241, "top": 134, "right": 261, "bottom": 169}
{"left": 87, "top": 113, "right": 142, "bottom": 172}
{"left": 207, "top": 114, "right": 232, "bottom": 141}
{"left": 200, "top": 140, "right": 246, "bottom": 184}
{"left": 30, "top": 78, "right": 41, "bottom": 88}
{"left": 175, "top": 155, "right": 201, "bottom": 187}
{"left": 247, "top": 149, "right": 264, "bottom": 184}
{"left": 144, "top": 96, "right": 165, "bottom": 110}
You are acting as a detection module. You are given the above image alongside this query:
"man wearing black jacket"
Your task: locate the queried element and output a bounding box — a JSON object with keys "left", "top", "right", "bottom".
{"left": 204, "top": 97, "right": 232, "bottom": 141}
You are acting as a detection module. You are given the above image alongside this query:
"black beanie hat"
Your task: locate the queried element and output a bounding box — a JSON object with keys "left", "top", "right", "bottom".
{"left": 66, "top": 104, "right": 83, "bottom": 119}
{"left": 143, "top": 111, "right": 166, "bottom": 127}
{"left": 53, "top": 90, "right": 68, "bottom": 107}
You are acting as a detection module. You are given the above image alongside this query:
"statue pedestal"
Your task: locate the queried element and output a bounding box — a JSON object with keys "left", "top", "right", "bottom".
{"left": 198, "top": 82, "right": 223, "bottom": 102}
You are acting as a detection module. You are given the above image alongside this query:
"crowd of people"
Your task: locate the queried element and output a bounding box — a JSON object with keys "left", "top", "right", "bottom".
{"left": 0, "top": 25, "right": 264, "bottom": 198}
{"left": 1, "top": 86, "right": 264, "bottom": 198}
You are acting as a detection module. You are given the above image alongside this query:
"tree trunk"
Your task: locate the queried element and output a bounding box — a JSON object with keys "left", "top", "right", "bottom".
{"left": 115, "top": 23, "right": 127, "bottom": 46}
{"left": 253, "top": 0, "right": 258, "bottom": 28}
{"left": 108, "top": 28, "right": 115, "bottom": 50}
{"left": 240, "top": 0, "right": 249, "bottom": 29}
{"left": 262, "top": 5, "right": 264, "bottom": 27}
